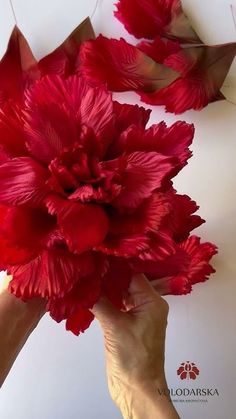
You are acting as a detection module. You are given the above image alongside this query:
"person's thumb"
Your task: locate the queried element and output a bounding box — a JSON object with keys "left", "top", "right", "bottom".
{"left": 126, "top": 274, "right": 162, "bottom": 316}
{"left": 90, "top": 295, "right": 125, "bottom": 328}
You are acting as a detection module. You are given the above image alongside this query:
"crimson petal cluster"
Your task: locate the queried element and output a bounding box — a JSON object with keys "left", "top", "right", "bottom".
{"left": 0, "top": 25, "right": 217, "bottom": 336}
{"left": 79, "top": 0, "right": 236, "bottom": 114}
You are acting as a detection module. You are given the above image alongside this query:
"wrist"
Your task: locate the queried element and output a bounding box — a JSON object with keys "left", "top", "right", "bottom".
{"left": 0, "top": 288, "right": 45, "bottom": 330}
{"left": 0, "top": 275, "right": 45, "bottom": 326}
{"left": 0, "top": 285, "right": 45, "bottom": 386}
{"left": 117, "top": 376, "right": 179, "bottom": 419}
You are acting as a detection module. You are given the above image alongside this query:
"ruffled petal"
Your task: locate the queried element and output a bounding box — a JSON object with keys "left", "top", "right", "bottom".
{"left": 139, "top": 78, "right": 198, "bottom": 113}
{"left": 0, "top": 103, "right": 28, "bottom": 157}
{"left": 109, "top": 193, "right": 171, "bottom": 235}
{"left": 164, "top": 190, "right": 205, "bottom": 241}
{"left": 48, "top": 272, "right": 102, "bottom": 322}
{"left": 0, "top": 205, "right": 37, "bottom": 268}
{"left": 66, "top": 308, "right": 95, "bottom": 335}
{"left": 114, "top": 0, "right": 200, "bottom": 43}
{"left": 135, "top": 236, "right": 217, "bottom": 295}
{"left": 24, "top": 94, "right": 78, "bottom": 165}
{"left": 145, "top": 121, "right": 194, "bottom": 164}
{"left": 79, "top": 36, "right": 179, "bottom": 93}
{"left": 111, "top": 121, "right": 194, "bottom": 170}
{"left": 46, "top": 196, "right": 109, "bottom": 254}
{"left": 141, "top": 44, "right": 236, "bottom": 113}
{"left": 131, "top": 245, "right": 188, "bottom": 278}
{"left": 113, "top": 101, "right": 151, "bottom": 132}
{"left": 0, "top": 157, "right": 49, "bottom": 206}
{"left": 96, "top": 231, "right": 174, "bottom": 261}
{"left": 24, "top": 75, "right": 114, "bottom": 162}
{"left": 108, "top": 151, "right": 174, "bottom": 209}
{"left": 0, "top": 237, "right": 35, "bottom": 269}
{"left": 102, "top": 257, "right": 132, "bottom": 309}
{"left": 0, "top": 204, "right": 58, "bottom": 250}
{"left": 115, "top": 0, "right": 169, "bottom": 40}
{"left": 8, "top": 249, "right": 95, "bottom": 299}
{"left": 138, "top": 36, "right": 181, "bottom": 63}
{"left": 151, "top": 274, "right": 192, "bottom": 295}
{"left": 179, "top": 236, "right": 217, "bottom": 285}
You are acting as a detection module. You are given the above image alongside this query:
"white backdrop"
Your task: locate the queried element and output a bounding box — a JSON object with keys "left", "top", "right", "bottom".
{"left": 0, "top": 1, "right": 235, "bottom": 418}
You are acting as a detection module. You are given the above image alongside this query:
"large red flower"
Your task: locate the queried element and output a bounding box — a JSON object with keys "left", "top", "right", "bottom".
{"left": 0, "top": 26, "right": 217, "bottom": 335}
{"left": 80, "top": 35, "right": 236, "bottom": 114}
{"left": 114, "top": 0, "right": 200, "bottom": 43}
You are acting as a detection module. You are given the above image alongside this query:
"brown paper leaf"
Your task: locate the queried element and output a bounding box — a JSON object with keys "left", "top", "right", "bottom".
{"left": 166, "top": 1, "right": 202, "bottom": 44}
{"left": 0, "top": 27, "right": 39, "bottom": 103}
{"left": 56, "top": 17, "right": 95, "bottom": 58}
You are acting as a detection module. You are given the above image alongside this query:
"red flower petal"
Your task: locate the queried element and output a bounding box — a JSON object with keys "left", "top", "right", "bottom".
{"left": 24, "top": 75, "right": 114, "bottom": 163}
{"left": 164, "top": 190, "right": 205, "bottom": 241}
{"left": 96, "top": 231, "right": 174, "bottom": 261}
{"left": 24, "top": 79, "right": 78, "bottom": 164}
{"left": 139, "top": 78, "right": 199, "bottom": 113}
{"left": 109, "top": 151, "right": 174, "bottom": 209}
{"left": 144, "top": 121, "right": 194, "bottom": 167}
{"left": 0, "top": 205, "right": 58, "bottom": 250}
{"left": 151, "top": 274, "right": 192, "bottom": 295}
{"left": 115, "top": 0, "right": 169, "bottom": 40}
{"left": 138, "top": 231, "right": 175, "bottom": 261}
{"left": 113, "top": 101, "right": 151, "bottom": 132}
{"left": 179, "top": 236, "right": 217, "bottom": 285}
{"left": 66, "top": 307, "right": 94, "bottom": 335}
{"left": 48, "top": 271, "right": 102, "bottom": 322}
{"left": 46, "top": 196, "right": 109, "bottom": 254}
{"left": 96, "top": 233, "right": 151, "bottom": 258}
{"left": 141, "top": 43, "right": 236, "bottom": 113}
{"left": 0, "top": 103, "right": 28, "bottom": 157}
{"left": 8, "top": 249, "right": 94, "bottom": 299}
{"left": 0, "top": 157, "right": 49, "bottom": 206}
{"left": 79, "top": 36, "right": 179, "bottom": 92}
{"left": 0, "top": 27, "right": 38, "bottom": 105}
{"left": 112, "top": 121, "right": 194, "bottom": 171}
{"left": 0, "top": 147, "right": 10, "bottom": 164}
{"left": 0, "top": 237, "right": 35, "bottom": 269}
{"left": 131, "top": 244, "right": 188, "bottom": 278}
{"left": 102, "top": 257, "right": 132, "bottom": 309}
{"left": 109, "top": 193, "right": 171, "bottom": 235}
{"left": 0, "top": 206, "right": 37, "bottom": 268}
{"left": 138, "top": 36, "right": 181, "bottom": 63}
{"left": 114, "top": 0, "right": 200, "bottom": 43}
{"left": 140, "top": 236, "right": 217, "bottom": 295}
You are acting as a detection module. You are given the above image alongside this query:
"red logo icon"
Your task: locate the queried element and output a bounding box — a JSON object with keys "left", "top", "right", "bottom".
{"left": 177, "top": 362, "right": 200, "bottom": 380}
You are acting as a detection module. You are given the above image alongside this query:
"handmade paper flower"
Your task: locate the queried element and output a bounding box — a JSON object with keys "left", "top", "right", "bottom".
{"left": 0, "top": 24, "right": 217, "bottom": 336}
{"left": 114, "top": 0, "right": 201, "bottom": 43}
{"left": 80, "top": 35, "right": 236, "bottom": 114}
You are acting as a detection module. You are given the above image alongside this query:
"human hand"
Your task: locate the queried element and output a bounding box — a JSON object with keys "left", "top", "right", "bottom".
{"left": 0, "top": 274, "right": 12, "bottom": 293}
{"left": 91, "top": 274, "right": 179, "bottom": 419}
{"left": 0, "top": 275, "right": 45, "bottom": 387}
